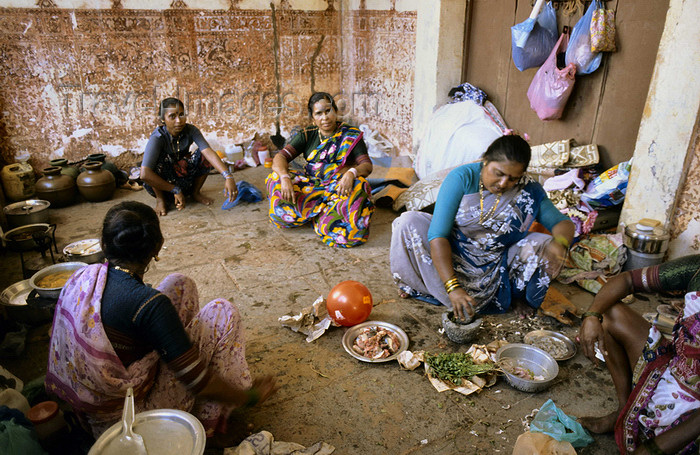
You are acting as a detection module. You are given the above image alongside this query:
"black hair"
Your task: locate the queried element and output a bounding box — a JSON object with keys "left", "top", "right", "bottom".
{"left": 482, "top": 135, "right": 531, "bottom": 168}
{"left": 159, "top": 97, "right": 185, "bottom": 120}
{"left": 102, "top": 201, "right": 163, "bottom": 265}
{"left": 307, "top": 92, "right": 338, "bottom": 117}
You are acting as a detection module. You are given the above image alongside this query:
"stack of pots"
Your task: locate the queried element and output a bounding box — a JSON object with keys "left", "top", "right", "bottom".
{"left": 86, "top": 153, "right": 122, "bottom": 186}
{"left": 35, "top": 166, "right": 77, "bottom": 208}
{"left": 49, "top": 159, "right": 80, "bottom": 180}
{"left": 77, "top": 161, "right": 115, "bottom": 202}
{"left": 622, "top": 221, "right": 670, "bottom": 270}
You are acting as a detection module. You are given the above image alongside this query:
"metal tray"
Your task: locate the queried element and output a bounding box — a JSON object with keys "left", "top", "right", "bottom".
{"left": 523, "top": 330, "right": 576, "bottom": 361}
{"left": 1, "top": 280, "right": 32, "bottom": 307}
{"left": 89, "top": 409, "right": 205, "bottom": 455}
{"left": 342, "top": 320, "right": 409, "bottom": 363}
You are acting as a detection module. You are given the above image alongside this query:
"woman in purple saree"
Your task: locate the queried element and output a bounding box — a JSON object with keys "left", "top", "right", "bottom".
{"left": 45, "top": 201, "right": 276, "bottom": 439}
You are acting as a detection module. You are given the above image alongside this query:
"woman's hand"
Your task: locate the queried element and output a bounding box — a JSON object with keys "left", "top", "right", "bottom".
{"left": 224, "top": 178, "right": 237, "bottom": 203}
{"left": 579, "top": 316, "right": 605, "bottom": 367}
{"left": 251, "top": 375, "right": 278, "bottom": 405}
{"left": 337, "top": 171, "right": 354, "bottom": 197}
{"left": 280, "top": 177, "right": 296, "bottom": 204}
{"left": 543, "top": 239, "right": 567, "bottom": 279}
{"left": 448, "top": 287, "right": 476, "bottom": 322}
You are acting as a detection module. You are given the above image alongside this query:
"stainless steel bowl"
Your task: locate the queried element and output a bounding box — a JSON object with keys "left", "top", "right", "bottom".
{"left": 1, "top": 279, "right": 55, "bottom": 325}
{"left": 496, "top": 343, "right": 559, "bottom": 392}
{"left": 63, "top": 238, "right": 104, "bottom": 264}
{"left": 3, "top": 199, "right": 51, "bottom": 228}
{"left": 29, "top": 262, "right": 87, "bottom": 299}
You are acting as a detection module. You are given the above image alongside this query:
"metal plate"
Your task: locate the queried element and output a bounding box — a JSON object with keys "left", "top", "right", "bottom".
{"left": 523, "top": 330, "right": 576, "bottom": 361}
{"left": 342, "top": 320, "right": 409, "bottom": 363}
{"left": 1, "top": 280, "right": 32, "bottom": 307}
{"left": 88, "top": 409, "right": 205, "bottom": 455}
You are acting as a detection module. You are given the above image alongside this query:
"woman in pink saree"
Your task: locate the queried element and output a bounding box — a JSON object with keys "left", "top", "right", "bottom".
{"left": 45, "top": 201, "right": 276, "bottom": 440}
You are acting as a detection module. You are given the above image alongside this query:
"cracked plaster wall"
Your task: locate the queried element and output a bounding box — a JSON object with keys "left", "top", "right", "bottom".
{"left": 0, "top": 0, "right": 417, "bottom": 172}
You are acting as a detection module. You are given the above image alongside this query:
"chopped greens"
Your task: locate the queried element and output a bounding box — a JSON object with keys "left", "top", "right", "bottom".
{"left": 425, "top": 352, "right": 495, "bottom": 385}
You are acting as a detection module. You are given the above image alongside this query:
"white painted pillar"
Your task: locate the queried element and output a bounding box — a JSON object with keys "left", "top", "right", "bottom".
{"left": 619, "top": 0, "right": 700, "bottom": 261}
{"left": 411, "top": 0, "right": 466, "bottom": 151}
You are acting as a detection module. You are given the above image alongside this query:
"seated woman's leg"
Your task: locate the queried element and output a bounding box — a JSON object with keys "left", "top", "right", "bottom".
{"left": 506, "top": 232, "right": 559, "bottom": 310}
{"left": 580, "top": 303, "right": 649, "bottom": 434}
{"left": 390, "top": 211, "right": 447, "bottom": 305}
{"left": 265, "top": 171, "right": 320, "bottom": 228}
{"left": 143, "top": 180, "right": 174, "bottom": 217}
{"left": 313, "top": 177, "right": 374, "bottom": 247}
{"left": 191, "top": 173, "right": 213, "bottom": 206}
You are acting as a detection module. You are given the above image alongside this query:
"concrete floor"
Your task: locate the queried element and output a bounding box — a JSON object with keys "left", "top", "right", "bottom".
{"left": 0, "top": 165, "right": 662, "bottom": 454}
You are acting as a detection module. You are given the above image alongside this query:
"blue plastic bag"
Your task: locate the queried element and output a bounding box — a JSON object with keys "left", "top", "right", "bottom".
{"left": 511, "top": 0, "right": 558, "bottom": 71}
{"left": 530, "top": 399, "right": 594, "bottom": 448}
{"left": 565, "top": 0, "right": 603, "bottom": 75}
{"left": 221, "top": 180, "right": 263, "bottom": 210}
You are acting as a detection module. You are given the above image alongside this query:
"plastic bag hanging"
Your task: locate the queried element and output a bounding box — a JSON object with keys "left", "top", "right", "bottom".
{"left": 565, "top": 0, "right": 602, "bottom": 75}
{"left": 527, "top": 31, "right": 577, "bottom": 121}
{"left": 511, "top": 0, "right": 558, "bottom": 72}
{"left": 590, "top": 0, "right": 617, "bottom": 52}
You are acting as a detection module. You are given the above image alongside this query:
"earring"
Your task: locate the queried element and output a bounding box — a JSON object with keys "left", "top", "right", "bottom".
{"left": 154, "top": 256, "right": 160, "bottom": 262}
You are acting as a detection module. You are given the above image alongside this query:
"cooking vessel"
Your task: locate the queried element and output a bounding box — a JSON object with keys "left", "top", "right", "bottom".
{"left": 3, "top": 199, "right": 50, "bottom": 228}
{"left": 623, "top": 222, "right": 669, "bottom": 254}
{"left": 3, "top": 224, "right": 54, "bottom": 252}
{"left": 63, "top": 238, "right": 105, "bottom": 264}
{"left": 29, "top": 262, "right": 87, "bottom": 299}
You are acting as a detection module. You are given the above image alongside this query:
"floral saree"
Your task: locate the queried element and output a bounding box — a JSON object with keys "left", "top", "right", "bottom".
{"left": 390, "top": 178, "right": 562, "bottom": 313}
{"left": 615, "top": 291, "right": 700, "bottom": 454}
{"left": 45, "top": 264, "right": 251, "bottom": 438}
{"left": 266, "top": 124, "right": 374, "bottom": 248}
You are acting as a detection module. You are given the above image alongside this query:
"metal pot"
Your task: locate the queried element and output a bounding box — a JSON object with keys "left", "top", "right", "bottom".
{"left": 63, "top": 238, "right": 105, "bottom": 264}
{"left": 623, "top": 222, "right": 670, "bottom": 254}
{"left": 3, "top": 224, "right": 53, "bottom": 252}
{"left": 1, "top": 279, "right": 55, "bottom": 326}
{"left": 3, "top": 199, "right": 51, "bottom": 229}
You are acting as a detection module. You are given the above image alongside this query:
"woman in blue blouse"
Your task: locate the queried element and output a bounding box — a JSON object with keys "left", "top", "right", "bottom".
{"left": 390, "top": 135, "right": 575, "bottom": 321}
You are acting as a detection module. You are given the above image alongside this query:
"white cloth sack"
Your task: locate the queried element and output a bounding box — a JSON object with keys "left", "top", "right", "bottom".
{"left": 413, "top": 100, "right": 503, "bottom": 180}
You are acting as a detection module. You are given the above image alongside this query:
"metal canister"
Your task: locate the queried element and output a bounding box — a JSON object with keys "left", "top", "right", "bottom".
{"left": 623, "top": 222, "right": 670, "bottom": 254}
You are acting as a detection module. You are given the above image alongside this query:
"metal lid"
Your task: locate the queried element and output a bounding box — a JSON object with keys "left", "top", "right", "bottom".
{"left": 624, "top": 222, "right": 669, "bottom": 242}
{"left": 3, "top": 199, "right": 51, "bottom": 216}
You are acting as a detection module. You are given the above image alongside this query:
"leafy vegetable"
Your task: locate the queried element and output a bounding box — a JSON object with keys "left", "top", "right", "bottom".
{"left": 425, "top": 352, "right": 495, "bottom": 385}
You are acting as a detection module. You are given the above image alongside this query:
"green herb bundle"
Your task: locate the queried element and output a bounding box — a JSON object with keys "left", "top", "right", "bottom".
{"left": 425, "top": 352, "right": 495, "bottom": 385}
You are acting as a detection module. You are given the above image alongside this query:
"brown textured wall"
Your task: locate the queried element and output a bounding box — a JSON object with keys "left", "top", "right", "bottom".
{"left": 670, "top": 128, "right": 700, "bottom": 250}
{"left": 0, "top": 6, "right": 415, "bottom": 170}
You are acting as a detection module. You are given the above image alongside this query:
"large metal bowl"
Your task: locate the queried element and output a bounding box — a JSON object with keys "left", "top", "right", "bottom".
{"left": 29, "top": 262, "right": 87, "bottom": 299}
{"left": 496, "top": 343, "right": 559, "bottom": 393}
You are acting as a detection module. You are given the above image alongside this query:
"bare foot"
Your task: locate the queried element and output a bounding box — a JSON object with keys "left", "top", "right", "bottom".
{"left": 512, "top": 298, "right": 535, "bottom": 318}
{"left": 154, "top": 199, "right": 168, "bottom": 216}
{"left": 193, "top": 191, "right": 213, "bottom": 206}
{"left": 579, "top": 411, "right": 619, "bottom": 434}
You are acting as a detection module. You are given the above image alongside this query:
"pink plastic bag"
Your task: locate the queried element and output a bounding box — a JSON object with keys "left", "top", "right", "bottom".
{"left": 527, "top": 32, "right": 577, "bottom": 121}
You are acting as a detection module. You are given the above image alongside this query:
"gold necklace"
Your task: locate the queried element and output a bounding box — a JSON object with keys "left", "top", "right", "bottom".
{"left": 478, "top": 180, "right": 501, "bottom": 224}
{"left": 112, "top": 265, "right": 139, "bottom": 279}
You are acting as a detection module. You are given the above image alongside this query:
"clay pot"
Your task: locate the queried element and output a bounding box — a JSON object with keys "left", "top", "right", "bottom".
{"left": 86, "top": 153, "right": 122, "bottom": 185}
{"left": 77, "top": 161, "right": 115, "bottom": 202}
{"left": 49, "top": 159, "right": 79, "bottom": 180}
{"left": 35, "top": 167, "right": 77, "bottom": 208}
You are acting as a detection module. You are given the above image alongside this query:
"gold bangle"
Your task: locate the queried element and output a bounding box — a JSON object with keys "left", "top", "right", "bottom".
{"left": 582, "top": 311, "right": 603, "bottom": 323}
{"left": 446, "top": 282, "right": 461, "bottom": 294}
{"left": 554, "top": 235, "right": 570, "bottom": 250}
{"left": 446, "top": 285, "right": 461, "bottom": 294}
{"left": 444, "top": 277, "right": 459, "bottom": 293}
